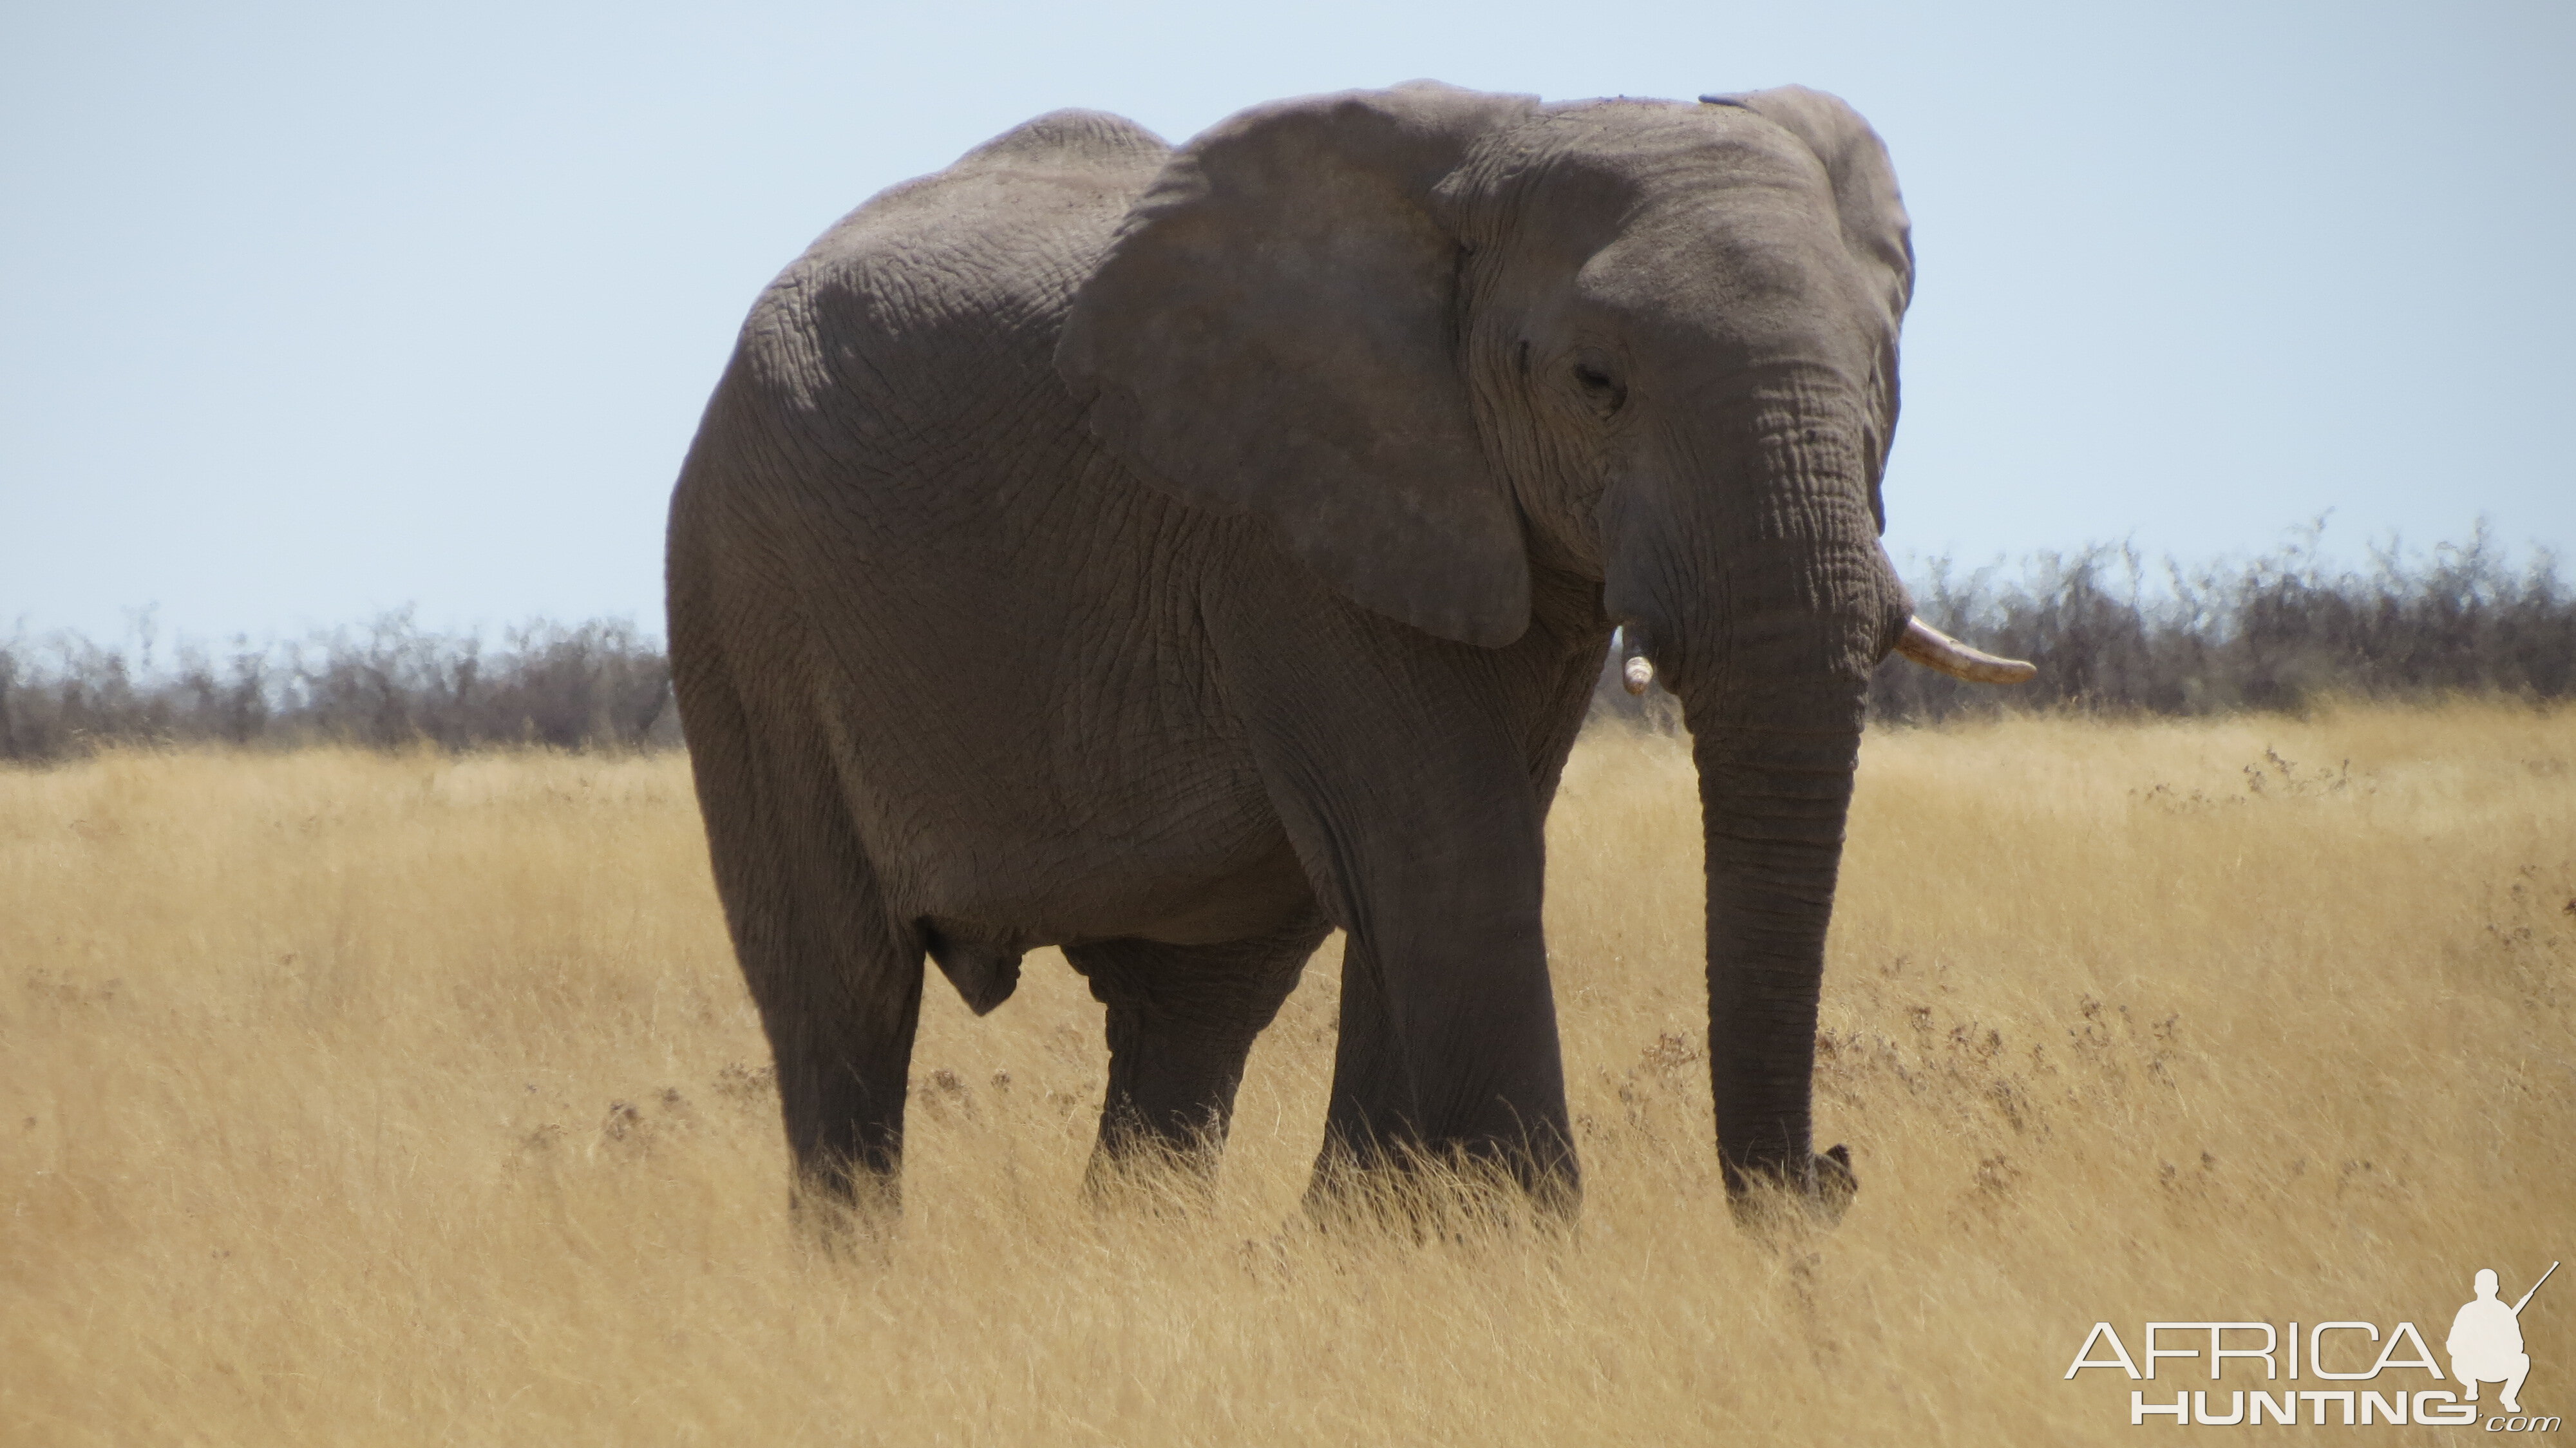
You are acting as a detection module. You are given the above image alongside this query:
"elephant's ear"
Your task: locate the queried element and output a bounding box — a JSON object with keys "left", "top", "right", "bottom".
{"left": 1056, "top": 84, "right": 1539, "bottom": 648}
{"left": 1706, "top": 85, "right": 1913, "bottom": 326}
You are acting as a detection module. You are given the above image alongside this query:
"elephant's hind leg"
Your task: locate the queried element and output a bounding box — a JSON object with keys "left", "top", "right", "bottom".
{"left": 1065, "top": 919, "right": 1329, "bottom": 1189}
{"left": 677, "top": 651, "right": 925, "bottom": 1228}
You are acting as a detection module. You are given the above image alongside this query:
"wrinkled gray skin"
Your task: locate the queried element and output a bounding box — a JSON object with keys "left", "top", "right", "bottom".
{"left": 667, "top": 82, "right": 1916, "bottom": 1223}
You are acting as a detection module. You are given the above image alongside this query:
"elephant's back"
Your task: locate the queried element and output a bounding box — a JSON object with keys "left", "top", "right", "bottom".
{"left": 728, "top": 111, "right": 1170, "bottom": 439}
{"left": 675, "top": 105, "right": 1191, "bottom": 677}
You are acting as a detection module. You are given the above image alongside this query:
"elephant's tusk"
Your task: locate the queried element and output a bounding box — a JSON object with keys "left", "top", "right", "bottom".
{"left": 1618, "top": 626, "right": 1654, "bottom": 695}
{"left": 1895, "top": 617, "right": 2036, "bottom": 685}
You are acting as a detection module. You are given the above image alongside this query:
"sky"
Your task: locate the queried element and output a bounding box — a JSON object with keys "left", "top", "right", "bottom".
{"left": 4, "top": 0, "right": 2570, "bottom": 645}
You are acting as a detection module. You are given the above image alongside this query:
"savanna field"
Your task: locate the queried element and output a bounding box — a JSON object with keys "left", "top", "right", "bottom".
{"left": 3, "top": 703, "right": 2569, "bottom": 1445}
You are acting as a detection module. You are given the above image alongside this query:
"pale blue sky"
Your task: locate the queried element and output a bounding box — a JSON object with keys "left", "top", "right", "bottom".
{"left": 5, "top": 0, "right": 2570, "bottom": 643}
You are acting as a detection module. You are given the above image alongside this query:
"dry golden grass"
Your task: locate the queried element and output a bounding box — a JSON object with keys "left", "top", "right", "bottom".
{"left": 4, "top": 703, "right": 2570, "bottom": 1444}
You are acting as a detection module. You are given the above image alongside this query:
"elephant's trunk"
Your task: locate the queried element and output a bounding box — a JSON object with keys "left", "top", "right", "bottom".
{"left": 1598, "top": 375, "right": 1908, "bottom": 1219}
{"left": 1634, "top": 548, "right": 1889, "bottom": 1221}
{"left": 1685, "top": 697, "right": 1864, "bottom": 1212}
{"left": 1671, "top": 613, "right": 2028, "bottom": 1214}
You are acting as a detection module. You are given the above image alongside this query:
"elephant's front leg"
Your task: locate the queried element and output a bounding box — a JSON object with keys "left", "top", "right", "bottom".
{"left": 1309, "top": 864, "right": 1573, "bottom": 1210}
{"left": 1066, "top": 920, "right": 1327, "bottom": 1187}
{"left": 1212, "top": 597, "right": 1578, "bottom": 1212}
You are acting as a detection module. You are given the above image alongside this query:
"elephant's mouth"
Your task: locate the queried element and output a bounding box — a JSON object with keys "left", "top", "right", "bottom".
{"left": 1619, "top": 615, "right": 2034, "bottom": 695}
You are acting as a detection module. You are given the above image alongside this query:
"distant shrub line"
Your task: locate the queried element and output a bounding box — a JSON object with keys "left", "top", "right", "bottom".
{"left": 1607, "top": 525, "right": 2572, "bottom": 727}
{"left": 7, "top": 529, "right": 2569, "bottom": 761}
{"left": 0, "top": 613, "right": 674, "bottom": 762}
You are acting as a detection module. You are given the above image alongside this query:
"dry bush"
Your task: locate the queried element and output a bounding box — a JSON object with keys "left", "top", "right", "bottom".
{"left": 0, "top": 612, "right": 673, "bottom": 761}
{"left": 2, "top": 705, "right": 2568, "bottom": 1443}
{"left": 1871, "top": 526, "right": 2575, "bottom": 720}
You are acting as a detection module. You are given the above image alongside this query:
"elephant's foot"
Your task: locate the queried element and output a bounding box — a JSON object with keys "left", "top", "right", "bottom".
{"left": 1082, "top": 1109, "right": 1226, "bottom": 1216}
{"left": 1081, "top": 1089, "right": 1239, "bottom": 1217}
{"left": 1298, "top": 1154, "right": 1455, "bottom": 1240}
{"left": 1724, "top": 1143, "right": 1857, "bottom": 1229}
{"left": 1299, "top": 1135, "right": 1581, "bottom": 1239}
{"left": 787, "top": 1160, "right": 905, "bottom": 1256}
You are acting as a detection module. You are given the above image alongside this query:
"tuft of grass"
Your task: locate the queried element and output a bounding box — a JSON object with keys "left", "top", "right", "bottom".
{"left": 2, "top": 702, "right": 2569, "bottom": 1443}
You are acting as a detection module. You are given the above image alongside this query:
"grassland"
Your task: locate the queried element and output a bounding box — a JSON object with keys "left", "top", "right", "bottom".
{"left": 3, "top": 703, "right": 2570, "bottom": 1444}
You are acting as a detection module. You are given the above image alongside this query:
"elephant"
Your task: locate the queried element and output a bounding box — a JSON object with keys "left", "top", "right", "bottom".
{"left": 664, "top": 81, "right": 2030, "bottom": 1226}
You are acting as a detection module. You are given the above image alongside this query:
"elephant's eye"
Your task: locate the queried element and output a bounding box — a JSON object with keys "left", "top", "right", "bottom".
{"left": 1571, "top": 362, "right": 1625, "bottom": 414}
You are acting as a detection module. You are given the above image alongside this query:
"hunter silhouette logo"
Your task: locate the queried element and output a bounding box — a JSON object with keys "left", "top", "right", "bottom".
{"left": 2454, "top": 1263, "right": 2555, "bottom": 1416}
{"left": 2064, "top": 1261, "right": 2559, "bottom": 1429}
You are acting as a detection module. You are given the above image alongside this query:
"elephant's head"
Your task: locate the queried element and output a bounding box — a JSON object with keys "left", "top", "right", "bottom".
{"left": 1057, "top": 82, "right": 2026, "bottom": 1215}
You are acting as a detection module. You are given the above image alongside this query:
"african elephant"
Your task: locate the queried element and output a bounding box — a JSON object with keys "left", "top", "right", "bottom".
{"left": 665, "top": 81, "right": 2027, "bottom": 1224}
